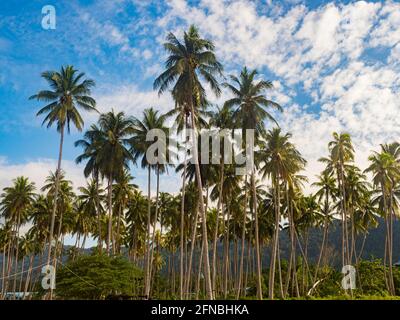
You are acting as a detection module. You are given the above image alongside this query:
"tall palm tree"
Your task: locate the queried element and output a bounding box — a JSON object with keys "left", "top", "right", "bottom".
{"left": 365, "top": 145, "right": 400, "bottom": 295}
{"left": 259, "top": 128, "right": 305, "bottom": 299}
{"left": 42, "top": 171, "right": 75, "bottom": 270}
{"left": 113, "top": 169, "right": 138, "bottom": 254}
{"left": 130, "top": 107, "right": 170, "bottom": 298}
{"left": 0, "top": 177, "right": 35, "bottom": 297}
{"left": 154, "top": 25, "right": 223, "bottom": 300}
{"left": 320, "top": 132, "right": 354, "bottom": 271}
{"left": 312, "top": 171, "right": 337, "bottom": 281}
{"left": 208, "top": 105, "right": 236, "bottom": 294}
{"left": 78, "top": 179, "right": 106, "bottom": 251}
{"left": 163, "top": 82, "right": 210, "bottom": 300}
{"left": 30, "top": 65, "right": 97, "bottom": 275}
{"left": 75, "top": 125, "right": 105, "bottom": 252}
{"left": 224, "top": 67, "right": 282, "bottom": 299}
{"left": 95, "top": 111, "right": 135, "bottom": 255}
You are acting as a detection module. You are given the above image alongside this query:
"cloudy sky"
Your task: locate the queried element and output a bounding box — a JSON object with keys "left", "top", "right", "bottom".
{"left": 1, "top": 0, "right": 399, "bottom": 196}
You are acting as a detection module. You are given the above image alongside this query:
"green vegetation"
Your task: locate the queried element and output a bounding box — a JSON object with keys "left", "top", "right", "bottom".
{"left": 55, "top": 254, "right": 142, "bottom": 300}
{"left": 1, "top": 25, "right": 399, "bottom": 301}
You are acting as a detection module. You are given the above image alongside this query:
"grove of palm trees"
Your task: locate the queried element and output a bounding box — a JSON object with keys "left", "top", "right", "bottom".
{"left": 1, "top": 25, "right": 400, "bottom": 301}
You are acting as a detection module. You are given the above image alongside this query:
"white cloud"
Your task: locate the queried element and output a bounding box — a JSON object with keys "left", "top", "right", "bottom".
{"left": 155, "top": 0, "right": 400, "bottom": 192}
{"left": 0, "top": 157, "right": 86, "bottom": 192}
{"left": 94, "top": 84, "right": 174, "bottom": 118}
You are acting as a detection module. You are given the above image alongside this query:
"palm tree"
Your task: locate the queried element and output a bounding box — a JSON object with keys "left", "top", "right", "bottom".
{"left": 312, "top": 171, "right": 337, "bottom": 281}
{"left": 125, "top": 189, "right": 149, "bottom": 264}
{"left": 30, "top": 65, "right": 97, "bottom": 276}
{"left": 208, "top": 105, "right": 236, "bottom": 294}
{"left": 75, "top": 125, "right": 105, "bottom": 252}
{"left": 259, "top": 128, "right": 306, "bottom": 299}
{"left": 130, "top": 107, "right": 170, "bottom": 298}
{"left": 224, "top": 67, "right": 282, "bottom": 299}
{"left": 113, "top": 169, "right": 138, "bottom": 254}
{"left": 78, "top": 179, "right": 106, "bottom": 251}
{"left": 320, "top": 132, "right": 354, "bottom": 272}
{"left": 154, "top": 25, "right": 223, "bottom": 300}
{"left": 42, "top": 171, "right": 75, "bottom": 271}
{"left": 0, "top": 177, "right": 36, "bottom": 297}
{"left": 95, "top": 111, "right": 135, "bottom": 255}
{"left": 365, "top": 144, "right": 400, "bottom": 295}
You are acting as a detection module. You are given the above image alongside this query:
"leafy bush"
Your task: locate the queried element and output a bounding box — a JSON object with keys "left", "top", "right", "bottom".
{"left": 55, "top": 254, "right": 143, "bottom": 299}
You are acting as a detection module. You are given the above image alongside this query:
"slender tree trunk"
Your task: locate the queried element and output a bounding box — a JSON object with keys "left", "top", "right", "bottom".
{"left": 18, "top": 256, "right": 25, "bottom": 294}
{"left": 269, "top": 175, "right": 280, "bottom": 299}
{"left": 23, "top": 254, "right": 34, "bottom": 299}
{"left": 386, "top": 185, "right": 395, "bottom": 294}
{"left": 116, "top": 203, "right": 122, "bottom": 254}
{"left": 106, "top": 174, "right": 113, "bottom": 255}
{"left": 251, "top": 173, "right": 263, "bottom": 300}
{"left": 180, "top": 117, "right": 188, "bottom": 300}
{"left": 185, "top": 201, "right": 200, "bottom": 299}
{"left": 314, "top": 187, "right": 330, "bottom": 283}
{"left": 46, "top": 124, "right": 64, "bottom": 300}
{"left": 223, "top": 209, "right": 230, "bottom": 298}
{"left": 12, "top": 214, "right": 21, "bottom": 299}
{"left": 149, "top": 167, "right": 160, "bottom": 292}
{"left": 188, "top": 99, "right": 213, "bottom": 300}
{"left": 195, "top": 239, "right": 204, "bottom": 300}
{"left": 1, "top": 244, "right": 6, "bottom": 297}
{"left": 212, "top": 161, "right": 224, "bottom": 295}
{"left": 144, "top": 166, "right": 152, "bottom": 298}
{"left": 94, "top": 174, "right": 102, "bottom": 254}
{"left": 236, "top": 176, "right": 248, "bottom": 299}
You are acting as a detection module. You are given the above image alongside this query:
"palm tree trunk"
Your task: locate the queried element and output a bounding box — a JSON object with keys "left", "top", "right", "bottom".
{"left": 236, "top": 176, "right": 248, "bottom": 299}
{"left": 185, "top": 201, "right": 200, "bottom": 299}
{"left": 18, "top": 255, "right": 25, "bottom": 294}
{"left": 47, "top": 123, "right": 64, "bottom": 269}
{"left": 180, "top": 117, "right": 188, "bottom": 300}
{"left": 116, "top": 203, "right": 122, "bottom": 254}
{"left": 1, "top": 244, "right": 6, "bottom": 296}
{"left": 314, "top": 188, "right": 330, "bottom": 283}
{"left": 188, "top": 101, "right": 213, "bottom": 300}
{"left": 144, "top": 166, "right": 152, "bottom": 298}
{"left": 23, "top": 254, "right": 34, "bottom": 299}
{"left": 251, "top": 173, "right": 263, "bottom": 300}
{"left": 149, "top": 166, "right": 160, "bottom": 291}
{"left": 212, "top": 161, "right": 224, "bottom": 295}
{"left": 195, "top": 238, "right": 204, "bottom": 300}
{"left": 269, "top": 175, "right": 280, "bottom": 299}
{"left": 94, "top": 173, "right": 102, "bottom": 254}
{"left": 107, "top": 174, "right": 113, "bottom": 256}
{"left": 12, "top": 214, "right": 21, "bottom": 298}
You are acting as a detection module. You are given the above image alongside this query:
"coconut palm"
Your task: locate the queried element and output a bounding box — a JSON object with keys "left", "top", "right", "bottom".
{"left": 75, "top": 125, "right": 105, "bottom": 252}
{"left": 312, "top": 171, "right": 337, "bottom": 281}
{"left": 30, "top": 66, "right": 97, "bottom": 276}
{"left": 365, "top": 145, "right": 400, "bottom": 295}
{"left": 259, "top": 128, "right": 305, "bottom": 299}
{"left": 78, "top": 179, "right": 106, "bottom": 251}
{"left": 223, "top": 67, "right": 282, "bottom": 299}
{"left": 130, "top": 107, "right": 170, "bottom": 298}
{"left": 94, "top": 111, "right": 135, "bottom": 255}
{"left": 0, "top": 177, "right": 35, "bottom": 298}
{"left": 113, "top": 169, "right": 138, "bottom": 254}
{"left": 154, "top": 25, "right": 223, "bottom": 299}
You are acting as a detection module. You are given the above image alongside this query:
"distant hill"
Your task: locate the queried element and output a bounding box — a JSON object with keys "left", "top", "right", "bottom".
{"left": 1, "top": 218, "right": 398, "bottom": 277}
{"left": 271, "top": 218, "right": 400, "bottom": 267}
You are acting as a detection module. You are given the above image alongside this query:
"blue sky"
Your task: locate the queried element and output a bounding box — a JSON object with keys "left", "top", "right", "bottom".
{"left": 1, "top": 0, "right": 400, "bottom": 197}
